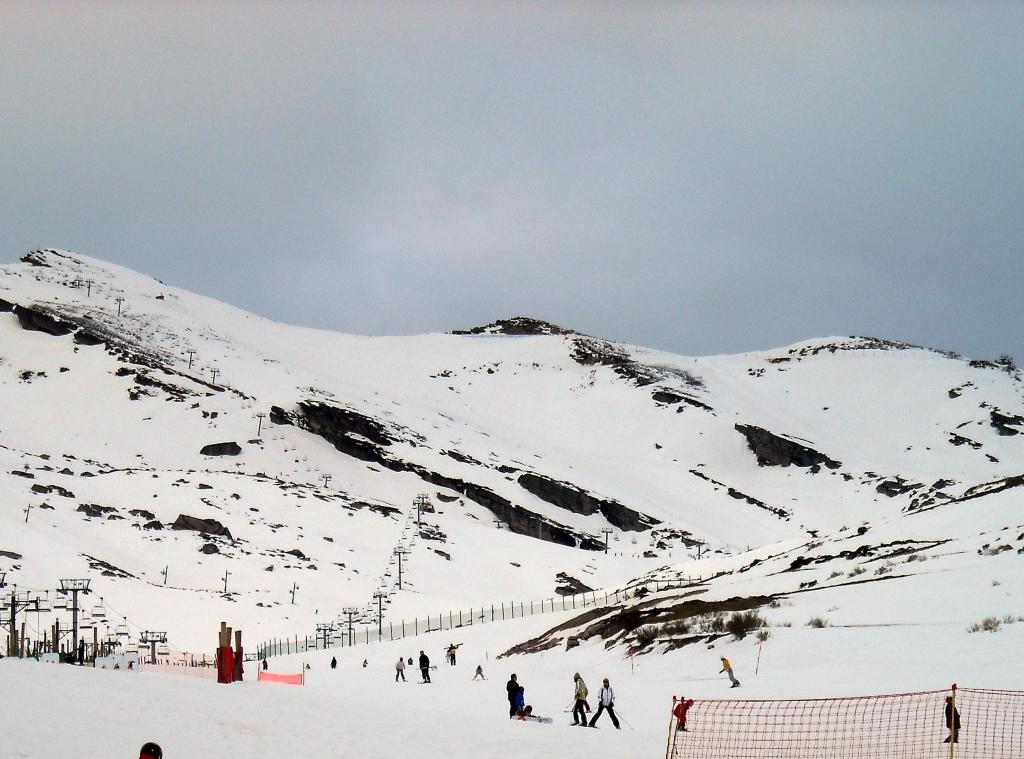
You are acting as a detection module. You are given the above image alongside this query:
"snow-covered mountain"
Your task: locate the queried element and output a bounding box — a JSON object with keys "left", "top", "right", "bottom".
{"left": 1, "top": 248, "right": 1021, "bottom": 653}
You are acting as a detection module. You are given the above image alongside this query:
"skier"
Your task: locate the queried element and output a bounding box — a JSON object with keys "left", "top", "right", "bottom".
{"left": 673, "top": 696, "right": 695, "bottom": 731}
{"left": 572, "top": 673, "right": 589, "bottom": 726}
{"left": 589, "top": 678, "right": 621, "bottom": 729}
{"left": 139, "top": 742, "right": 163, "bottom": 759}
{"left": 506, "top": 674, "right": 520, "bottom": 718}
{"left": 395, "top": 656, "right": 407, "bottom": 682}
{"left": 419, "top": 650, "right": 431, "bottom": 683}
{"left": 330, "top": 656, "right": 337, "bottom": 670}
{"left": 473, "top": 664, "right": 485, "bottom": 680}
{"left": 720, "top": 657, "right": 740, "bottom": 688}
{"left": 944, "top": 696, "right": 961, "bottom": 744}
{"left": 447, "top": 643, "right": 458, "bottom": 665}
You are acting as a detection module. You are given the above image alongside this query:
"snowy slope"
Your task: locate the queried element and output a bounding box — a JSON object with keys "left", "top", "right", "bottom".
{"left": 1, "top": 248, "right": 1022, "bottom": 657}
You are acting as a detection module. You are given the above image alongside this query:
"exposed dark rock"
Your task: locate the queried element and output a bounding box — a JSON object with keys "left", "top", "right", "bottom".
{"left": 735, "top": 424, "right": 841, "bottom": 469}
{"left": 31, "top": 483, "right": 75, "bottom": 498}
{"left": 436, "top": 493, "right": 459, "bottom": 503}
{"left": 10, "top": 470, "right": 34, "bottom": 479}
{"left": 13, "top": 304, "right": 75, "bottom": 336}
{"left": 652, "top": 389, "right": 714, "bottom": 412}
{"left": 77, "top": 504, "right": 118, "bottom": 518}
{"left": 143, "top": 520, "right": 163, "bottom": 530}
{"left": 171, "top": 514, "right": 232, "bottom": 539}
{"left": 948, "top": 433, "right": 982, "bottom": 449}
{"left": 444, "top": 449, "right": 482, "bottom": 466}
{"left": 452, "top": 317, "right": 574, "bottom": 336}
{"left": 990, "top": 409, "right": 1023, "bottom": 436}
{"left": 199, "top": 442, "right": 242, "bottom": 456}
{"left": 200, "top": 543, "right": 220, "bottom": 555}
{"left": 82, "top": 554, "right": 135, "bottom": 579}
{"left": 285, "top": 548, "right": 308, "bottom": 560}
{"left": 518, "top": 472, "right": 659, "bottom": 531}
{"left": 0, "top": 550, "right": 23, "bottom": 560}
{"left": 129, "top": 509, "right": 156, "bottom": 520}
{"left": 73, "top": 330, "right": 105, "bottom": 346}
{"left": 555, "top": 572, "right": 593, "bottom": 596}
{"left": 434, "top": 549, "right": 452, "bottom": 560}
{"left": 269, "top": 406, "right": 293, "bottom": 425}
{"left": 0, "top": 296, "right": 15, "bottom": 312}
{"left": 876, "top": 478, "right": 922, "bottom": 497}
{"left": 688, "top": 469, "right": 790, "bottom": 519}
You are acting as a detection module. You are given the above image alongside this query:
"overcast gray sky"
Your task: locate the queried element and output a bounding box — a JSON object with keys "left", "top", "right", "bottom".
{"left": 2, "top": 2, "right": 1021, "bottom": 359}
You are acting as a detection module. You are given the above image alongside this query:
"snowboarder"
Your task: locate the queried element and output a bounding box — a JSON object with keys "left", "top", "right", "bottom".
{"left": 330, "top": 656, "right": 337, "bottom": 670}
{"left": 473, "top": 664, "right": 485, "bottom": 680}
{"left": 589, "top": 678, "right": 620, "bottom": 729}
{"left": 447, "top": 643, "right": 458, "bottom": 665}
{"left": 139, "top": 742, "right": 163, "bottom": 759}
{"left": 720, "top": 657, "right": 740, "bottom": 688}
{"left": 395, "top": 656, "right": 407, "bottom": 682}
{"left": 506, "top": 674, "right": 520, "bottom": 718}
{"left": 673, "top": 696, "right": 695, "bottom": 731}
{"left": 572, "top": 673, "right": 589, "bottom": 726}
{"left": 944, "top": 695, "right": 961, "bottom": 743}
{"left": 419, "top": 650, "right": 431, "bottom": 683}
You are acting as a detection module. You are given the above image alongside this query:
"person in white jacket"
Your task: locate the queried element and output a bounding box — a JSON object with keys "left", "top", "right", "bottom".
{"left": 588, "top": 678, "right": 621, "bottom": 729}
{"left": 395, "top": 656, "right": 406, "bottom": 682}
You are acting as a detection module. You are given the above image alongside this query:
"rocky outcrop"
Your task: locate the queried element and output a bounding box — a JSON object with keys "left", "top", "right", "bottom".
{"left": 452, "top": 317, "right": 574, "bottom": 336}
{"left": 555, "top": 572, "right": 593, "bottom": 596}
{"left": 31, "top": 483, "right": 75, "bottom": 498}
{"left": 734, "top": 424, "right": 841, "bottom": 470}
{"left": 171, "top": 514, "right": 233, "bottom": 539}
{"left": 286, "top": 402, "right": 604, "bottom": 550}
{"left": 199, "top": 442, "right": 242, "bottom": 456}
{"left": 990, "top": 409, "right": 1023, "bottom": 436}
{"left": 14, "top": 304, "right": 75, "bottom": 336}
{"left": 876, "top": 478, "right": 922, "bottom": 497}
{"left": 517, "top": 473, "right": 659, "bottom": 531}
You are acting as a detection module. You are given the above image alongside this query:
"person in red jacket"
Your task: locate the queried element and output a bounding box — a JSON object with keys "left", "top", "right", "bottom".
{"left": 139, "top": 742, "right": 162, "bottom": 759}
{"left": 673, "top": 697, "right": 695, "bottom": 731}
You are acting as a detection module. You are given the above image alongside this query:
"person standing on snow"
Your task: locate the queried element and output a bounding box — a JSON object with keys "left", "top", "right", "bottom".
{"left": 588, "top": 678, "right": 621, "bottom": 729}
{"left": 944, "top": 696, "right": 961, "bottom": 743}
{"left": 395, "top": 656, "right": 407, "bottom": 682}
{"left": 673, "top": 696, "right": 695, "bottom": 731}
{"left": 330, "top": 656, "right": 337, "bottom": 670}
{"left": 572, "top": 673, "right": 589, "bottom": 726}
{"left": 419, "top": 650, "right": 431, "bottom": 683}
{"left": 447, "top": 643, "right": 458, "bottom": 665}
{"left": 719, "top": 657, "right": 740, "bottom": 688}
{"left": 506, "top": 674, "right": 520, "bottom": 718}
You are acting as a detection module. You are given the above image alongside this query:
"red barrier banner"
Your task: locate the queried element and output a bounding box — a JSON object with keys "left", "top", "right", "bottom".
{"left": 258, "top": 670, "right": 304, "bottom": 686}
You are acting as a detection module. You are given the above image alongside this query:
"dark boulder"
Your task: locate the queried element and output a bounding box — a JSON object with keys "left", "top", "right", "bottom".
{"left": 200, "top": 442, "right": 242, "bottom": 456}
{"left": 31, "top": 483, "right": 75, "bottom": 498}
{"left": 734, "top": 424, "right": 841, "bottom": 469}
{"left": 171, "top": 514, "right": 232, "bottom": 539}
{"left": 200, "top": 543, "right": 220, "bottom": 555}
{"left": 990, "top": 409, "right": 1023, "bottom": 436}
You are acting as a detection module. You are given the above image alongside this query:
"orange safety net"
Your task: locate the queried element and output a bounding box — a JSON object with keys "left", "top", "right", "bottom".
{"left": 257, "top": 670, "right": 304, "bottom": 686}
{"left": 666, "top": 686, "right": 1024, "bottom": 759}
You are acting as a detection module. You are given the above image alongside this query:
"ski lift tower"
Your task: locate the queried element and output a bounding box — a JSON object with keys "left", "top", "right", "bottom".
{"left": 341, "top": 607, "right": 360, "bottom": 646}
{"left": 413, "top": 493, "right": 431, "bottom": 527}
{"left": 315, "top": 622, "right": 335, "bottom": 649}
{"left": 139, "top": 631, "right": 167, "bottom": 664}
{"left": 57, "top": 579, "right": 91, "bottom": 662}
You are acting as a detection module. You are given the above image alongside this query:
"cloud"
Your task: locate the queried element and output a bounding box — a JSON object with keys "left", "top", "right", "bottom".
{"left": 1, "top": 2, "right": 1021, "bottom": 359}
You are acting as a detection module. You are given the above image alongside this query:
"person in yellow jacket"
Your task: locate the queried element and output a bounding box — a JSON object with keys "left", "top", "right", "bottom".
{"left": 720, "top": 657, "right": 740, "bottom": 688}
{"left": 572, "top": 673, "right": 589, "bottom": 725}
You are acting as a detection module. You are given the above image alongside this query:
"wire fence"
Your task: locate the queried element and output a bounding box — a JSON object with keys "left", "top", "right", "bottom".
{"left": 666, "top": 686, "right": 1024, "bottom": 759}
{"left": 257, "top": 585, "right": 647, "bottom": 659}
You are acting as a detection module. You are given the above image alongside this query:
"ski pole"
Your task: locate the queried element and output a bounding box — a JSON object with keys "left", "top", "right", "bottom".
{"left": 614, "top": 709, "right": 636, "bottom": 731}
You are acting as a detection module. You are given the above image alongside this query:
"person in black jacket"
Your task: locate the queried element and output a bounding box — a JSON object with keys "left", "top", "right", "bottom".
{"left": 944, "top": 696, "right": 961, "bottom": 743}
{"left": 506, "top": 674, "right": 520, "bottom": 718}
{"left": 419, "top": 650, "right": 431, "bottom": 683}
